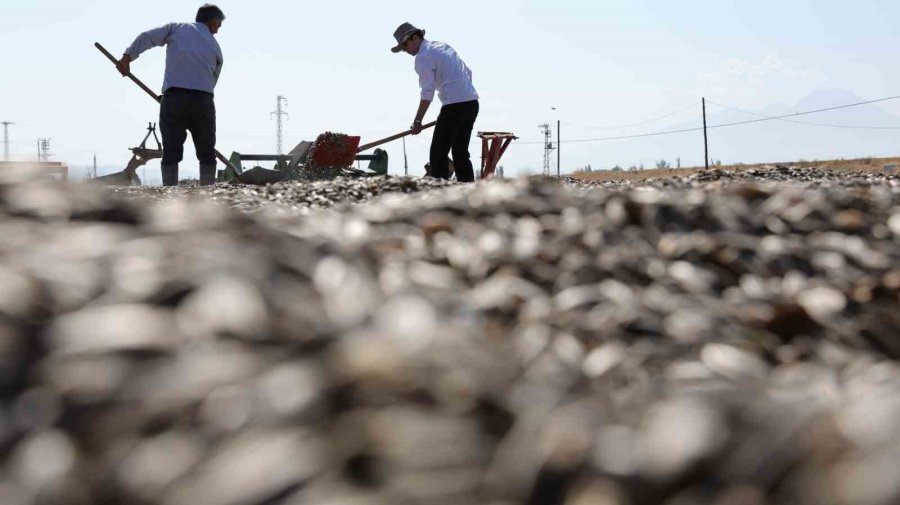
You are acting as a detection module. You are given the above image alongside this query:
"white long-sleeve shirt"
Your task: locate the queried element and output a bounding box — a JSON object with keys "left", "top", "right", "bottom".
{"left": 414, "top": 40, "right": 479, "bottom": 105}
{"left": 125, "top": 22, "right": 223, "bottom": 95}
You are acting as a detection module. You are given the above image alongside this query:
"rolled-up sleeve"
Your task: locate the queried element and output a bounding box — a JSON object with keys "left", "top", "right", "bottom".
{"left": 125, "top": 23, "right": 175, "bottom": 60}
{"left": 415, "top": 55, "right": 436, "bottom": 102}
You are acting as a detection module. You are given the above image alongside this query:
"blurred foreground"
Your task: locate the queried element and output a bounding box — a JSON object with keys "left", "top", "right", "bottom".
{"left": 1, "top": 169, "right": 900, "bottom": 505}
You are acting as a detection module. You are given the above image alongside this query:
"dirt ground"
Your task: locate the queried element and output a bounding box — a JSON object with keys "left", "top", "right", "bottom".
{"left": 570, "top": 155, "right": 900, "bottom": 182}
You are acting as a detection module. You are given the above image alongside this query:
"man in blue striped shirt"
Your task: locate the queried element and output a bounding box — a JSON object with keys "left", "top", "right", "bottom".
{"left": 117, "top": 5, "right": 225, "bottom": 186}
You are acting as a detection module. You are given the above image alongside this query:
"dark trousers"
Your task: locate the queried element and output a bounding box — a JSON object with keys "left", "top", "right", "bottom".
{"left": 430, "top": 100, "right": 479, "bottom": 182}
{"left": 160, "top": 87, "right": 217, "bottom": 166}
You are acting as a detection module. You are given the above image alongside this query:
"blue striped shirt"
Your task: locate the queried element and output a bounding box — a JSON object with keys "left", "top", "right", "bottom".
{"left": 125, "top": 22, "right": 223, "bottom": 95}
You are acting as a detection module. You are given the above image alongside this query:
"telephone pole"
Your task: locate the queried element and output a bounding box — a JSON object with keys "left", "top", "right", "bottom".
{"left": 703, "top": 97, "right": 709, "bottom": 171}
{"left": 551, "top": 107, "right": 561, "bottom": 177}
{"left": 38, "top": 138, "right": 52, "bottom": 162}
{"left": 1, "top": 121, "right": 14, "bottom": 161}
{"left": 402, "top": 136, "right": 409, "bottom": 176}
{"left": 538, "top": 123, "right": 554, "bottom": 176}
{"left": 271, "top": 95, "right": 289, "bottom": 155}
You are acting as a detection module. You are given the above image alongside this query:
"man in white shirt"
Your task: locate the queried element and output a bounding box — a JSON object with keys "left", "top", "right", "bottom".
{"left": 117, "top": 4, "right": 225, "bottom": 186}
{"left": 392, "top": 23, "right": 479, "bottom": 182}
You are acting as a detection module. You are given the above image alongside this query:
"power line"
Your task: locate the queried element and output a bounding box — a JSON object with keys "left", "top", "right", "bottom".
{"left": 517, "top": 125, "right": 702, "bottom": 144}
{"left": 10, "top": 139, "right": 101, "bottom": 154}
{"left": 706, "top": 100, "right": 900, "bottom": 130}
{"left": 562, "top": 101, "right": 699, "bottom": 130}
{"left": 518, "top": 93, "right": 900, "bottom": 144}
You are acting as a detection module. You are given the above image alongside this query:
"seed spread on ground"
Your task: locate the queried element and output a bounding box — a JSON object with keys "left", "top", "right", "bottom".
{"left": 1, "top": 167, "right": 899, "bottom": 505}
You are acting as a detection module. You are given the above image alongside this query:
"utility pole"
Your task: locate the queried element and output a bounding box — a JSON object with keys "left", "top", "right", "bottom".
{"left": 271, "top": 95, "right": 289, "bottom": 155}
{"left": 92, "top": 154, "right": 98, "bottom": 179}
{"left": 551, "top": 107, "right": 561, "bottom": 177}
{"left": 703, "top": 97, "right": 709, "bottom": 171}
{"left": 402, "top": 136, "right": 408, "bottom": 176}
{"left": 557, "top": 120, "right": 561, "bottom": 177}
{"left": 538, "top": 123, "right": 554, "bottom": 176}
{"left": 1, "top": 121, "right": 14, "bottom": 161}
{"left": 38, "top": 138, "right": 52, "bottom": 162}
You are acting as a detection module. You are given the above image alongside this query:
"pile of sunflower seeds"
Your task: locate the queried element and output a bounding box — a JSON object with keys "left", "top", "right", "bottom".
{"left": 106, "top": 177, "right": 456, "bottom": 214}
{"left": 1, "top": 167, "right": 899, "bottom": 505}
{"left": 299, "top": 132, "right": 358, "bottom": 180}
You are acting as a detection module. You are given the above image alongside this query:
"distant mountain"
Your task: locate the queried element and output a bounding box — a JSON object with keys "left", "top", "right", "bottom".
{"left": 794, "top": 88, "right": 873, "bottom": 111}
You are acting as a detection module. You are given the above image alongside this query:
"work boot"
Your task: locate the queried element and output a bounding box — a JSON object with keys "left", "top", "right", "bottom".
{"left": 161, "top": 164, "right": 179, "bottom": 186}
{"left": 200, "top": 164, "right": 217, "bottom": 186}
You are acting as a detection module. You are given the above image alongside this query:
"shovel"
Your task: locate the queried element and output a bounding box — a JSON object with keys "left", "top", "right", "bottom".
{"left": 94, "top": 42, "right": 244, "bottom": 182}
{"left": 310, "top": 121, "right": 436, "bottom": 167}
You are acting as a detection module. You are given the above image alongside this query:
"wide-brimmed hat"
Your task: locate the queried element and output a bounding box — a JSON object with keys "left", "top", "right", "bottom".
{"left": 391, "top": 22, "right": 425, "bottom": 53}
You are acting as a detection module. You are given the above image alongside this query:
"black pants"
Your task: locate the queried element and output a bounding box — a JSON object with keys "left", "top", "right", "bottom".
{"left": 430, "top": 100, "right": 479, "bottom": 182}
{"left": 160, "top": 87, "right": 217, "bottom": 166}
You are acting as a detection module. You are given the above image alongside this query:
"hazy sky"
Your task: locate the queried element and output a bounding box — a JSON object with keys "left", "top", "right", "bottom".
{"left": 3, "top": 0, "right": 900, "bottom": 180}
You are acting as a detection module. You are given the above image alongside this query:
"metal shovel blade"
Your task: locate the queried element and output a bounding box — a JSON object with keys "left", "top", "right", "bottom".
{"left": 310, "top": 134, "right": 361, "bottom": 168}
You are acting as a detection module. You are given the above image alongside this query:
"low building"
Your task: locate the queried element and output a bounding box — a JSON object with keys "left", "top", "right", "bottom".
{"left": 0, "top": 161, "right": 69, "bottom": 182}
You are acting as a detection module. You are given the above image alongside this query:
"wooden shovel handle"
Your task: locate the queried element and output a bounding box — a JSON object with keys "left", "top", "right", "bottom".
{"left": 95, "top": 42, "right": 162, "bottom": 103}
{"left": 357, "top": 121, "right": 437, "bottom": 152}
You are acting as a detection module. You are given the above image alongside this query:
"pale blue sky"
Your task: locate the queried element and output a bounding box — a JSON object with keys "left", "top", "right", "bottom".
{"left": 2, "top": 0, "right": 900, "bottom": 180}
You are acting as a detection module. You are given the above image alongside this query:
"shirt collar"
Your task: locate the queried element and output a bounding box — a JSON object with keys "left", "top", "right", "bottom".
{"left": 416, "top": 39, "right": 430, "bottom": 56}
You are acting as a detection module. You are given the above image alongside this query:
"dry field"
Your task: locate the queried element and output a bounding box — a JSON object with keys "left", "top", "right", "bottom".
{"left": 570, "top": 155, "right": 900, "bottom": 182}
